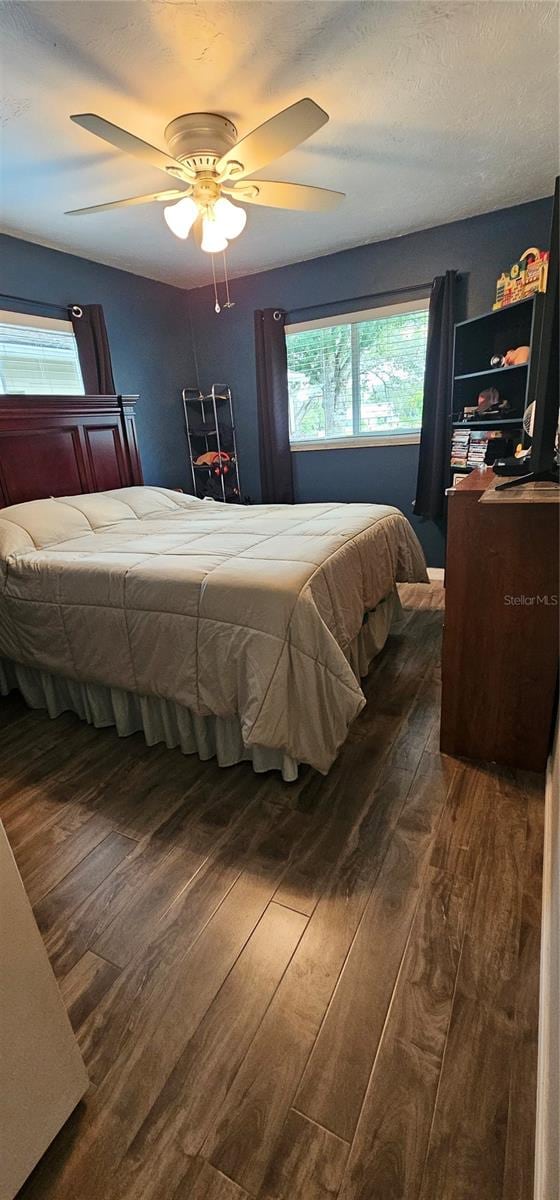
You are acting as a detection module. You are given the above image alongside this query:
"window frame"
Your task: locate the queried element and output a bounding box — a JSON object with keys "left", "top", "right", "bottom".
{"left": 0, "top": 308, "right": 84, "bottom": 396}
{"left": 285, "top": 296, "right": 430, "bottom": 451}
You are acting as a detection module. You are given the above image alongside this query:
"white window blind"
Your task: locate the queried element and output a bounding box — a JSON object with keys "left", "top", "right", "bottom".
{"left": 286, "top": 298, "right": 429, "bottom": 448}
{"left": 0, "top": 310, "right": 84, "bottom": 395}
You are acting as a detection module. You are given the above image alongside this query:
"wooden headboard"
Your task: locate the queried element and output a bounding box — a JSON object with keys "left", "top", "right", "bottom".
{"left": 0, "top": 394, "right": 143, "bottom": 508}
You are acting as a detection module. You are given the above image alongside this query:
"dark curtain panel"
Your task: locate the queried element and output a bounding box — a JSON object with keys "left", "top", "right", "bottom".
{"left": 255, "top": 308, "right": 294, "bottom": 503}
{"left": 413, "top": 270, "right": 457, "bottom": 520}
{"left": 69, "top": 304, "right": 116, "bottom": 394}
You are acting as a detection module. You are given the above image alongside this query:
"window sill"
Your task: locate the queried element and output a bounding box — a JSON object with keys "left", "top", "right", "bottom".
{"left": 290, "top": 433, "right": 421, "bottom": 452}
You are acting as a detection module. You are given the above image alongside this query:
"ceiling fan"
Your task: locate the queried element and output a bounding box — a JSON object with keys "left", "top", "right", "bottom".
{"left": 66, "top": 98, "right": 344, "bottom": 254}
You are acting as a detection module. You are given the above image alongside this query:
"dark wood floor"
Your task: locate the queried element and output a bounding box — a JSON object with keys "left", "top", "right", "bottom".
{"left": 1, "top": 585, "right": 543, "bottom": 1200}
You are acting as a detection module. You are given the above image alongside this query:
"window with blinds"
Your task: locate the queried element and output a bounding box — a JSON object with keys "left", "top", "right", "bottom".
{"left": 285, "top": 298, "right": 429, "bottom": 448}
{"left": 0, "top": 310, "right": 84, "bottom": 395}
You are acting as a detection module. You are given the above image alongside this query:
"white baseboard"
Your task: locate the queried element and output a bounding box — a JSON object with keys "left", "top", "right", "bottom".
{"left": 427, "top": 567, "right": 445, "bottom": 582}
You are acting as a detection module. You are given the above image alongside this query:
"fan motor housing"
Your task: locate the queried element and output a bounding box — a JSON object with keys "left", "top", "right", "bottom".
{"left": 164, "top": 113, "right": 238, "bottom": 172}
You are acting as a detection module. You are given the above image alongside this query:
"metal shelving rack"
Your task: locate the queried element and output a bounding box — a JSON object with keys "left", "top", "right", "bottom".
{"left": 182, "top": 385, "right": 241, "bottom": 503}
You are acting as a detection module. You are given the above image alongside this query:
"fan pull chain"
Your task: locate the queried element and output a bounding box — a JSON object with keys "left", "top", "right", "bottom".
{"left": 222, "top": 251, "right": 235, "bottom": 309}
{"left": 211, "top": 254, "right": 221, "bottom": 314}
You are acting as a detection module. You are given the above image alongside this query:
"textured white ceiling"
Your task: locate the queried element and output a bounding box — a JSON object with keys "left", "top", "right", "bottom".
{"left": 0, "top": 1, "right": 558, "bottom": 288}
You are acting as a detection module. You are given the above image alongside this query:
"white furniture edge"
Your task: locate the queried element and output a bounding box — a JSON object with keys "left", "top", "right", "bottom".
{"left": 0, "top": 822, "right": 89, "bottom": 1200}
{"left": 534, "top": 713, "right": 559, "bottom": 1200}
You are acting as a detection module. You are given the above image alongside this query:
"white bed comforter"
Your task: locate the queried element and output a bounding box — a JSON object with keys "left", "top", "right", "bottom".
{"left": 0, "top": 487, "right": 427, "bottom": 773}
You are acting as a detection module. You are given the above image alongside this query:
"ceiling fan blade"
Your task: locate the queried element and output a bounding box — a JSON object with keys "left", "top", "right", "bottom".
{"left": 65, "top": 189, "right": 187, "bottom": 216}
{"left": 229, "top": 179, "right": 344, "bottom": 212}
{"left": 216, "top": 98, "right": 329, "bottom": 180}
{"left": 70, "top": 114, "right": 195, "bottom": 181}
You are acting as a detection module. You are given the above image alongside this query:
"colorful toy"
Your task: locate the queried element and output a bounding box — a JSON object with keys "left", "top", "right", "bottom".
{"left": 193, "top": 450, "right": 231, "bottom": 477}
{"left": 493, "top": 247, "right": 549, "bottom": 309}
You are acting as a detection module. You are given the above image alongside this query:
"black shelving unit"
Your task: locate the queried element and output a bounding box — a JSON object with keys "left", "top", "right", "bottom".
{"left": 182, "top": 385, "right": 241, "bottom": 502}
{"left": 449, "top": 294, "right": 544, "bottom": 476}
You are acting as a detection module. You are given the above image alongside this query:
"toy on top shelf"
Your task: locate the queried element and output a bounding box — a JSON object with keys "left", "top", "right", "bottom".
{"left": 493, "top": 247, "right": 549, "bottom": 309}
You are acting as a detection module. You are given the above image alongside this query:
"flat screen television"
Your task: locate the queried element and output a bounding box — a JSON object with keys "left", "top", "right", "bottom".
{"left": 496, "top": 176, "right": 559, "bottom": 491}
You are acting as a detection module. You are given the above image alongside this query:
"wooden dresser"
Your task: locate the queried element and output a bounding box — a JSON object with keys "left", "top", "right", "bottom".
{"left": 441, "top": 468, "right": 559, "bottom": 771}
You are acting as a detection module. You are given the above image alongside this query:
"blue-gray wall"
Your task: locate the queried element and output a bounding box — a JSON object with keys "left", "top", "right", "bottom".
{"left": 1, "top": 197, "right": 553, "bottom": 563}
{"left": 187, "top": 197, "right": 553, "bottom": 565}
{"left": 0, "top": 233, "right": 193, "bottom": 489}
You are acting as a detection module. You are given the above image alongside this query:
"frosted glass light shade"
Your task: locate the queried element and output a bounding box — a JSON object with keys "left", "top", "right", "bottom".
{"left": 163, "top": 196, "right": 198, "bottom": 239}
{"left": 201, "top": 215, "right": 228, "bottom": 254}
{"left": 213, "top": 197, "right": 247, "bottom": 240}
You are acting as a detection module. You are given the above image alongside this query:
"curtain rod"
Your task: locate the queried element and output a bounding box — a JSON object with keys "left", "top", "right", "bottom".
{"left": 285, "top": 276, "right": 462, "bottom": 321}
{"left": 0, "top": 292, "right": 69, "bottom": 315}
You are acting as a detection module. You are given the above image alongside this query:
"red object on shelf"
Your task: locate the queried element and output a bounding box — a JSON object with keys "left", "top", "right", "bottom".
{"left": 194, "top": 450, "right": 231, "bottom": 476}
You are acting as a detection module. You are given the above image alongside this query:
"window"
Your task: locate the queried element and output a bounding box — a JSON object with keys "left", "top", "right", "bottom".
{"left": 286, "top": 297, "right": 429, "bottom": 449}
{"left": 0, "top": 310, "right": 84, "bottom": 395}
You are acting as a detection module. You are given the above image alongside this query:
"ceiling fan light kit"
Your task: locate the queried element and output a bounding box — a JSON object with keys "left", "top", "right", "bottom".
{"left": 163, "top": 195, "right": 197, "bottom": 239}
{"left": 213, "top": 197, "right": 247, "bottom": 239}
{"left": 201, "top": 216, "right": 228, "bottom": 255}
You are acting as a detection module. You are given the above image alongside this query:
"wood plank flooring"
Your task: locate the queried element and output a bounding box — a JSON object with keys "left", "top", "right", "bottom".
{"left": 0, "top": 584, "right": 543, "bottom": 1200}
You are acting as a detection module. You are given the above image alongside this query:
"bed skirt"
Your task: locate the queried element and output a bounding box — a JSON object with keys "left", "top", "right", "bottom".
{"left": 0, "top": 590, "right": 400, "bottom": 782}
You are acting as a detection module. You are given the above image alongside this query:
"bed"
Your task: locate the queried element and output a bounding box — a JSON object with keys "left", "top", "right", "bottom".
{"left": 0, "top": 394, "right": 428, "bottom": 779}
